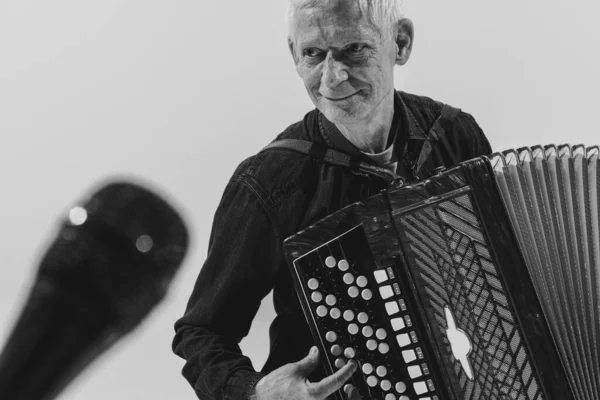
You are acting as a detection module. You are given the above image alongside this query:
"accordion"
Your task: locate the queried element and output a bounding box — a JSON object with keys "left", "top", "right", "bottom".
{"left": 283, "top": 144, "right": 600, "bottom": 400}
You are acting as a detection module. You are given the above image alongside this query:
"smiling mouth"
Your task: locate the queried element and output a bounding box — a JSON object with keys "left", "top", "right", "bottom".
{"left": 324, "top": 92, "right": 359, "bottom": 101}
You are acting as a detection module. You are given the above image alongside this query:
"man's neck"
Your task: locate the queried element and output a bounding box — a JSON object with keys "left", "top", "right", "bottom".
{"left": 334, "top": 90, "right": 395, "bottom": 154}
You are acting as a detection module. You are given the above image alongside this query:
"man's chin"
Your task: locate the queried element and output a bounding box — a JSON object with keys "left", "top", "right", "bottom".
{"left": 318, "top": 104, "right": 366, "bottom": 125}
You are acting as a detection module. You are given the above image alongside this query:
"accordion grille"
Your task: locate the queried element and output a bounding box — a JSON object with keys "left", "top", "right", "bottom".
{"left": 400, "top": 194, "right": 541, "bottom": 399}
{"left": 489, "top": 145, "right": 600, "bottom": 400}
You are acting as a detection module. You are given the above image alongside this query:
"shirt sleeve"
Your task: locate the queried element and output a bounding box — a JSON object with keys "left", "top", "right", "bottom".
{"left": 172, "top": 176, "right": 279, "bottom": 400}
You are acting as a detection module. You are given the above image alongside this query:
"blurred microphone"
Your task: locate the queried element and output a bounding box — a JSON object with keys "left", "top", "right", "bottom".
{"left": 0, "top": 181, "right": 189, "bottom": 399}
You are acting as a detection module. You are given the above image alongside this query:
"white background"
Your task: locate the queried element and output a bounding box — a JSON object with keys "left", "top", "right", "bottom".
{"left": 0, "top": 1, "right": 598, "bottom": 399}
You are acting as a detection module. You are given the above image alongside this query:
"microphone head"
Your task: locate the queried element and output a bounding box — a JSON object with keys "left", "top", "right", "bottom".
{"left": 37, "top": 181, "right": 189, "bottom": 333}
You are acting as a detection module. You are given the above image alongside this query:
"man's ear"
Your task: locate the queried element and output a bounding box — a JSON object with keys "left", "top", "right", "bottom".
{"left": 288, "top": 37, "right": 299, "bottom": 65}
{"left": 395, "top": 18, "right": 414, "bottom": 66}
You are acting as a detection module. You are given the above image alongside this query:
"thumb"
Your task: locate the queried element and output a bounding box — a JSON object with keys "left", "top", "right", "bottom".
{"left": 295, "top": 346, "right": 320, "bottom": 376}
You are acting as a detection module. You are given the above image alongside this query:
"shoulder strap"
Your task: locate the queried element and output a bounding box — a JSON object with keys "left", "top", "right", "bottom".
{"left": 261, "top": 139, "right": 403, "bottom": 186}
{"left": 411, "top": 103, "right": 461, "bottom": 179}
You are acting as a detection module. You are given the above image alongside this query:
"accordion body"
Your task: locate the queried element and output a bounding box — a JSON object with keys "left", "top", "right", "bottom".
{"left": 283, "top": 145, "right": 599, "bottom": 400}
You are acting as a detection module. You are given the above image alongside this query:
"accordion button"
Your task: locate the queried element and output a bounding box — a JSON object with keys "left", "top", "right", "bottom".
{"left": 311, "top": 291, "right": 323, "bottom": 303}
{"left": 366, "top": 376, "right": 378, "bottom": 387}
{"left": 376, "top": 328, "right": 388, "bottom": 340}
{"left": 307, "top": 278, "right": 319, "bottom": 290}
{"left": 356, "top": 275, "right": 368, "bottom": 287}
{"left": 343, "top": 273, "right": 355, "bottom": 284}
{"left": 381, "top": 379, "right": 392, "bottom": 391}
{"left": 343, "top": 384, "right": 354, "bottom": 395}
{"left": 408, "top": 365, "right": 422, "bottom": 379}
{"left": 379, "top": 285, "right": 394, "bottom": 299}
{"left": 402, "top": 349, "right": 417, "bottom": 363}
{"left": 326, "top": 295, "right": 337, "bottom": 306}
{"left": 391, "top": 317, "right": 405, "bottom": 331}
{"left": 413, "top": 381, "right": 428, "bottom": 395}
{"left": 325, "top": 256, "right": 337, "bottom": 268}
{"left": 348, "top": 286, "right": 359, "bottom": 298}
{"left": 366, "top": 339, "right": 378, "bottom": 350}
{"left": 357, "top": 312, "right": 369, "bottom": 324}
{"left": 385, "top": 301, "right": 400, "bottom": 315}
{"left": 378, "top": 342, "right": 390, "bottom": 354}
{"left": 338, "top": 259, "right": 350, "bottom": 271}
{"left": 362, "top": 363, "right": 373, "bottom": 374}
{"left": 397, "top": 333, "right": 411, "bottom": 348}
{"left": 316, "top": 306, "right": 328, "bottom": 317}
{"left": 330, "top": 307, "right": 341, "bottom": 319}
{"left": 335, "top": 358, "right": 346, "bottom": 369}
{"left": 326, "top": 331, "right": 338, "bottom": 342}
{"left": 361, "top": 289, "right": 373, "bottom": 300}
{"left": 344, "top": 347, "right": 356, "bottom": 358}
{"left": 348, "top": 323, "right": 359, "bottom": 335}
{"left": 362, "top": 326, "right": 373, "bottom": 337}
{"left": 395, "top": 381, "right": 407, "bottom": 393}
{"left": 331, "top": 344, "right": 342, "bottom": 356}
{"left": 343, "top": 310, "right": 355, "bottom": 321}
{"left": 385, "top": 394, "right": 396, "bottom": 400}
{"left": 399, "top": 396, "right": 409, "bottom": 400}
{"left": 374, "top": 269, "right": 388, "bottom": 283}
{"left": 376, "top": 366, "right": 388, "bottom": 377}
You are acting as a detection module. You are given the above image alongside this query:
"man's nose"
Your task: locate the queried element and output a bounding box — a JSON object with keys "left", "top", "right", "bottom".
{"left": 321, "top": 53, "right": 349, "bottom": 88}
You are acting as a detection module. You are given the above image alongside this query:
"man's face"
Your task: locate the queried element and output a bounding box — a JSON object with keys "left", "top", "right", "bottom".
{"left": 289, "top": 1, "right": 400, "bottom": 125}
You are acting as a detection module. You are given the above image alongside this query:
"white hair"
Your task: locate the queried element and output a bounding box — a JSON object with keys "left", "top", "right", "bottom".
{"left": 286, "top": 0, "right": 404, "bottom": 41}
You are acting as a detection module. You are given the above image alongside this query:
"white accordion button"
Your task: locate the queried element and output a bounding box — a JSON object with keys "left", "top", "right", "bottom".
{"left": 361, "top": 289, "right": 373, "bottom": 300}
{"left": 362, "top": 325, "right": 373, "bottom": 337}
{"left": 408, "top": 365, "right": 423, "bottom": 378}
{"left": 362, "top": 363, "right": 374, "bottom": 375}
{"left": 330, "top": 344, "right": 342, "bottom": 356}
{"left": 399, "top": 396, "right": 409, "bottom": 400}
{"left": 376, "top": 366, "right": 388, "bottom": 377}
{"left": 395, "top": 381, "right": 407, "bottom": 393}
{"left": 343, "top": 310, "right": 355, "bottom": 321}
{"left": 344, "top": 347, "right": 356, "bottom": 358}
{"left": 307, "top": 278, "right": 319, "bottom": 290}
{"left": 325, "top": 295, "right": 337, "bottom": 306}
{"left": 330, "top": 307, "right": 341, "bottom": 319}
{"left": 348, "top": 286, "right": 359, "bottom": 298}
{"left": 325, "top": 256, "right": 337, "bottom": 268}
{"left": 338, "top": 259, "right": 350, "bottom": 271}
{"left": 413, "top": 381, "right": 428, "bottom": 395}
{"left": 385, "top": 301, "right": 400, "bottom": 315}
{"left": 335, "top": 358, "right": 346, "bottom": 368}
{"left": 343, "top": 384, "right": 354, "bottom": 395}
{"left": 325, "top": 331, "right": 337, "bottom": 342}
{"left": 357, "top": 312, "right": 369, "bottom": 324}
{"left": 366, "top": 339, "right": 378, "bottom": 350}
{"left": 379, "top": 285, "right": 394, "bottom": 299}
{"left": 366, "top": 376, "right": 378, "bottom": 387}
{"left": 376, "top": 328, "right": 388, "bottom": 340}
{"left": 348, "top": 323, "right": 359, "bottom": 335}
{"left": 343, "top": 273, "right": 355, "bottom": 284}
{"left": 380, "top": 380, "right": 392, "bottom": 391}
{"left": 396, "top": 333, "right": 411, "bottom": 347}
{"left": 391, "top": 317, "right": 405, "bottom": 331}
{"left": 385, "top": 394, "right": 396, "bottom": 400}
{"left": 374, "top": 269, "right": 388, "bottom": 283}
{"left": 378, "top": 342, "right": 390, "bottom": 354}
{"left": 311, "top": 291, "right": 322, "bottom": 302}
{"left": 402, "top": 349, "right": 417, "bottom": 363}
{"left": 356, "top": 275, "right": 368, "bottom": 287}
{"left": 316, "top": 306, "right": 328, "bottom": 317}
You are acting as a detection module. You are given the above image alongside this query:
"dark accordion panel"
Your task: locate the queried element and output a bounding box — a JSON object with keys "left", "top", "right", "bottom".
{"left": 489, "top": 145, "right": 600, "bottom": 400}
{"left": 283, "top": 144, "right": 600, "bottom": 400}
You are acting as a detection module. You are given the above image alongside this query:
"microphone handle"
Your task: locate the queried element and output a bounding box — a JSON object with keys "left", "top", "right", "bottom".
{"left": 0, "top": 279, "right": 120, "bottom": 400}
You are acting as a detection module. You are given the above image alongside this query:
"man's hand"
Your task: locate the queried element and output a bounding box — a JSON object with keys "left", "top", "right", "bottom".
{"left": 251, "top": 346, "right": 361, "bottom": 400}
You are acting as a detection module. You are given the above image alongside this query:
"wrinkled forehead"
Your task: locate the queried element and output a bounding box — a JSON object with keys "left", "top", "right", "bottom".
{"left": 290, "top": 1, "right": 382, "bottom": 46}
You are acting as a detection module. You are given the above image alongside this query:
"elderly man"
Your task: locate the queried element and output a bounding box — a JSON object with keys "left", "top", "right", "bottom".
{"left": 172, "top": 0, "right": 492, "bottom": 399}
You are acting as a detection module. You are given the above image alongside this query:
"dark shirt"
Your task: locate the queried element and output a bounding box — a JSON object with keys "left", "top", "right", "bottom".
{"left": 172, "top": 90, "right": 492, "bottom": 400}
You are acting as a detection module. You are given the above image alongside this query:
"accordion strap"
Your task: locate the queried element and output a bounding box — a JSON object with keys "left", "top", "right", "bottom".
{"left": 412, "top": 104, "right": 461, "bottom": 179}
{"left": 261, "top": 139, "right": 403, "bottom": 186}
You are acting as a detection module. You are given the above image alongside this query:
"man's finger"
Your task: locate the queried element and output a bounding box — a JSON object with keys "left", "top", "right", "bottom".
{"left": 308, "top": 360, "right": 358, "bottom": 398}
{"left": 294, "top": 346, "right": 321, "bottom": 376}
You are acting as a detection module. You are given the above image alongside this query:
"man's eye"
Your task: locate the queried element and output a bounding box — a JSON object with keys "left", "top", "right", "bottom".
{"left": 304, "top": 48, "right": 321, "bottom": 57}
{"left": 347, "top": 43, "right": 366, "bottom": 53}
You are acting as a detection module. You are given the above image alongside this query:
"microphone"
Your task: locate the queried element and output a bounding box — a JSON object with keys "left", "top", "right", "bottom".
{"left": 0, "top": 181, "right": 189, "bottom": 400}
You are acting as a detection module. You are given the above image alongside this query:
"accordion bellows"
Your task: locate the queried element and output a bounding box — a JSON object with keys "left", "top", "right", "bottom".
{"left": 283, "top": 144, "right": 599, "bottom": 400}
